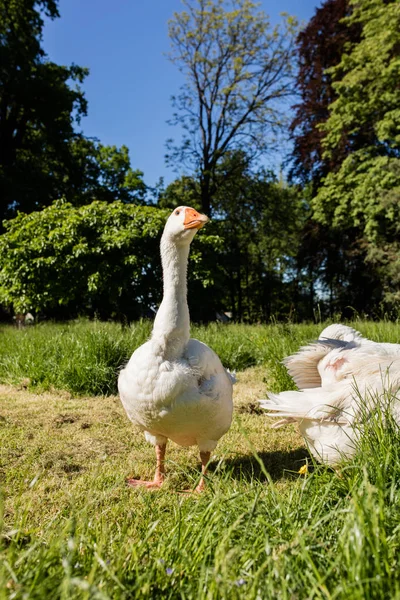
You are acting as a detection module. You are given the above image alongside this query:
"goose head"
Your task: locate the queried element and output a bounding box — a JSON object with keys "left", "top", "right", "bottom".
{"left": 163, "top": 206, "right": 209, "bottom": 245}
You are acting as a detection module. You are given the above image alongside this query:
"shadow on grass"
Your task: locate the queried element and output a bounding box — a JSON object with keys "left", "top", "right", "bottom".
{"left": 215, "top": 447, "right": 312, "bottom": 482}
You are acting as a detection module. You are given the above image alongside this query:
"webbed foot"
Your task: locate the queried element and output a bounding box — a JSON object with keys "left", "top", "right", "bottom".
{"left": 126, "top": 477, "right": 163, "bottom": 489}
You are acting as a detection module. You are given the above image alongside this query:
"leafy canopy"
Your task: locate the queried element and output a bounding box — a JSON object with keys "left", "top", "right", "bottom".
{"left": 0, "top": 0, "right": 148, "bottom": 222}
{"left": 289, "top": 0, "right": 361, "bottom": 186}
{"left": 0, "top": 0, "right": 88, "bottom": 220}
{"left": 69, "top": 139, "right": 148, "bottom": 205}
{"left": 0, "top": 202, "right": 167, "bottom": 318}
{"left": 0, "top": 201, "right": 223, "bottom": 321}
{"left": 313, "top": 0, "right": 400, "bottom": 239}
{"left": 308, "top": 0, "right": 400, "bottom": 306}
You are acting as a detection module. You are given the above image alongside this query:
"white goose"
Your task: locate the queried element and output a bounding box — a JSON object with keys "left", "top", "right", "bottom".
{"left": 118, "top": 206, "right": 234, "bottom": 490}
{"left": 260, "top": 324, "right": 400, "bottom": 465}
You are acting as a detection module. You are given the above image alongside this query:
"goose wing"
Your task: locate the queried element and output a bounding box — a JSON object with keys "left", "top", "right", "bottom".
{"left": 284, "top": 324, "right": 365, "bottom": 390}
{"left": 184, "top": 338, "right": 234, "bottom": 392}
{"left": 283, "top": 338, "right": 353, "bottom": 390}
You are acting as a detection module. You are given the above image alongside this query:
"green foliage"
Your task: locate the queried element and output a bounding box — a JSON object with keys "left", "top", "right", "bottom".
{"left": 0, "top": 202, "right": 226, "bottom": 322}
{"left": 0, "top": 201, "right": 168, "bottom": 318}
{"left": 0, "top": 179, "right": 310, "bottom": 323}
{"left": 0, "top": 0, "right": 89, "bottom": 221}
{"left": 0, "top": 1, "right": 149, "bottom": 223}
{"left": 212, "top": 152, "right": 307, "bottom": 321}
{"left": 159, "top": 157, "right": 309, "bottom": 322}
{"left": 312, "top": 0, "right": 400, "bottom": 307}
{"left": 157, "top": 175, "right": 201, "bottom": 210}
{"left": 287, "top": 0, "right": 382, "bottom": 318}
{"left": 314, "top": 154, "right": 400, "bottom": 240}
{"left": 320, "top": 0, "right": 400, "bottom": 164}
{"left": 69, "top": 139, "right": 148, "bottom": 205}
{"left": 289, "top": 0, "right": 361, "bottom": 186}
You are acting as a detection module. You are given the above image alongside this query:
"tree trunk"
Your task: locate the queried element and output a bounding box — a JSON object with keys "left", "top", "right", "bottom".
{"left": 200, "top": 172, "right": 212, "bottom": 216}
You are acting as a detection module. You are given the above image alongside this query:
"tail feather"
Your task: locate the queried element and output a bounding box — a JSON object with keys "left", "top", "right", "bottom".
{"left": 260, "top": 391, "right": 325, "bottom": 419}
{"left": 271, "top": 417, "right": 297, "bottom": 429}
{"left": 283, "top": 341, "right": 347, "bottom": 390}
{"left": 316, "top": 338, "right": 353, "bottom": 349}
{"left": 226, "top": 368, "right": 237, "bottom": 384}
{"left": 285, "top": 325, "right": 364, "bottom": 390}
{"left": 260, "top": 389, "right": 349, "bottom": 424}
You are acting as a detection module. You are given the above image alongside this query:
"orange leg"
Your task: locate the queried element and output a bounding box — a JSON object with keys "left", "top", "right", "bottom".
{"left": 195, "top": 451, "right": 211, "bottom": 493}
{"left": 127, "top": 444, "right": 166, "bottom": 489}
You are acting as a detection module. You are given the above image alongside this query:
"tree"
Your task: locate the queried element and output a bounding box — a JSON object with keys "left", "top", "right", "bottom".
{"left": 289, "top": 0, "right": 361, "bottom": 187}
{"left": 210, "top": 151, "right": 306, "bottom": 321}
{"left": 68, "top": 139, "right": 147, "bottom": 205}
{"left": 159, "top": 150, "right": 309, "bottom": 321}
{"left": 167, "top": 0, "right": 298, "bottom": 215}
{"left": 0, "top": 0, "right": 90, "bottom": 223}
{"left": 0, "top": 202, "right": 166, "bottom": 319}
{"left": 296, "top": 219, "right": 383, "bottom": 318}
{"left": 312, "top": 0, "right": 400, "bottom": 307}
{"left": 157, "top": 175, "right": 201, "bottom": 210}
{"left": 0, "top": 201, "right": 223, "bottom": 321}
{"left": 288, "top": 0, "right": 390, "bottom": 318}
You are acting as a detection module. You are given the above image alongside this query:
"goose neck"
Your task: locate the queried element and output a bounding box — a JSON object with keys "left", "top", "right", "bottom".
{"left": 152, "top": 237, "right": 190, "bottom": 355}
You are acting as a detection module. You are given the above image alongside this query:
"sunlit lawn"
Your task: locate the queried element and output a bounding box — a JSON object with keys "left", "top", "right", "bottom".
{"left": 1, "top": 320, "right": 400, "bottom": 598}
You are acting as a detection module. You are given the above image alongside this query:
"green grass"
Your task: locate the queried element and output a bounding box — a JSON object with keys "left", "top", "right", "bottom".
{"left": 1, "top": 320, "right": 400, "bottom": 598}
{"left": 2, "top": 318, "right": 400, "bottom": 396}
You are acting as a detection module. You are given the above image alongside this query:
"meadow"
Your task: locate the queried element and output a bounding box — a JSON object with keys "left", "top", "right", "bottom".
{"left": 1, "top": 320, "right": 400, "bottom": 599}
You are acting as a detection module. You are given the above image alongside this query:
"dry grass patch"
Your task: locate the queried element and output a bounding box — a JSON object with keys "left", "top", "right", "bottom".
{"left": 229, "top": 367, "right": 308, "bottom": 483}
{"left": 1, "top": 368, "right": 306, "bottom": 531}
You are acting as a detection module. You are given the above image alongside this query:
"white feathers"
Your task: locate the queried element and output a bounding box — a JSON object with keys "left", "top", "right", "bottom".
{"left": 226, "top": 369, "right": 237, "bottom": 384}
{"left": 318, "top": 323, "right": 364, "bottom": 342}
{"left": 260, "top": 324, "right": 400, "bottom": 465}
{"left": 118, "top": 207, "right": 233, "bottom": 454}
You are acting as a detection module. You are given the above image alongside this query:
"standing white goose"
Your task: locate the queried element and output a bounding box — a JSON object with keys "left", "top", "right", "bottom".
{"left": 118, "top": 206, "right": 234, "bottom": 490}
{"left": 260, "top": 324, "right": 400, "bottom": 465}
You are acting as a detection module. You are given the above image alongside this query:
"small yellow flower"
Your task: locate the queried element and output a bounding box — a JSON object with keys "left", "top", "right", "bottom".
{"left": 298, "top": 464, "right": 308, "bottom": 475}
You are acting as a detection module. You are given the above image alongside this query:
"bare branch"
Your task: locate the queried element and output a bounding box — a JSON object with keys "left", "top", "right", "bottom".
{"left": 167, "top": 0, "right": 298, "bottom": 214}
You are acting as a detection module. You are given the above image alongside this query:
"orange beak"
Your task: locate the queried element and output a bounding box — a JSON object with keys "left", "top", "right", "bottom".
{"left": 183, "top": 208, "right": 209, "bottom": 230}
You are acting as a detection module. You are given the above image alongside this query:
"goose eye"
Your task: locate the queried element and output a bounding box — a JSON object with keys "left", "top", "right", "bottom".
{"left": 175, "top": 210, "right": 180, "bottom": 215}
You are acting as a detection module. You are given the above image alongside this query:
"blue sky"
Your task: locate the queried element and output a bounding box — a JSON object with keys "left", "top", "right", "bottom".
{"left": 42, "top": 0, "right": 321, "bottom": 189}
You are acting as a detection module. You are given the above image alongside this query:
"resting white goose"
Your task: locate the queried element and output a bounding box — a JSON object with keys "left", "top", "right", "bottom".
{"left": 260, "top": 324, "right": 400, "bottom": 465}
{"left": 118, "top": 206, "right": 234, "bottom": 491}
